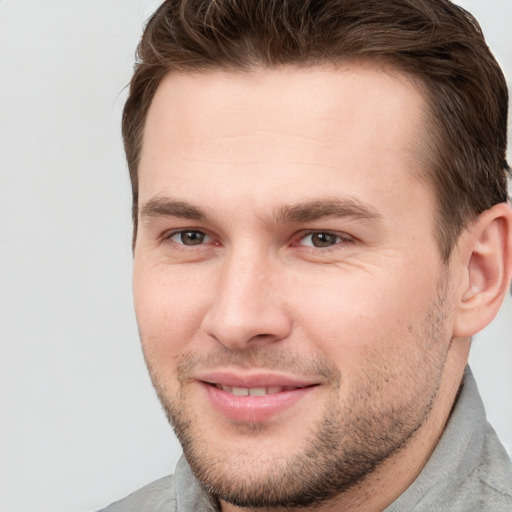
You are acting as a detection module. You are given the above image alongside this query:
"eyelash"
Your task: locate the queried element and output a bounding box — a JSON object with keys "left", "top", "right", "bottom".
{"left": 295, "top": 231, "right": 354, "bottom": 249}
{"left": 162, "top": 229, "right": 354, "bottom": 251}
{"left": 162, "top": 229, "right": 215, "bottom": 249}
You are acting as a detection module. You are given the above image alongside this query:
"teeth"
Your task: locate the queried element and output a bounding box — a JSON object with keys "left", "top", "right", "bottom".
{"left": 215, "top": 385, "right": 289, "bottom": 396}
{"left": 249, "top": 387, "right": 266, "bottom": 396}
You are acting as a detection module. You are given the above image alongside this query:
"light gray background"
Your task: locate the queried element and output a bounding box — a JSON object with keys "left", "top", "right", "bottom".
{"left": 0, "top": 1, "right": 510, "bottom": 511}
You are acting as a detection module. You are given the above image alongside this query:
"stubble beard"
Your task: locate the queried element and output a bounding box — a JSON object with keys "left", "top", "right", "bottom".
{"left": 144, "top": 287, "right": 451, "bottom": 509}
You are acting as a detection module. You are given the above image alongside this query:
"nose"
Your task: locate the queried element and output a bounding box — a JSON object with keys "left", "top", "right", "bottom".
{"left": 200, "top": 251, "right": 292, "bottom": 350}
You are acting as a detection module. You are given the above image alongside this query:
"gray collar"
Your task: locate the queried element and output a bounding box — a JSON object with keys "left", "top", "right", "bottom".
{"left": 174, "top": 367, "right": 510, "bottom": 511}
{"left": 175, "top": 456, "right": 219, "bottom": 511}
{"left": 384, "top": 366, "right": 486, "bottom": 511}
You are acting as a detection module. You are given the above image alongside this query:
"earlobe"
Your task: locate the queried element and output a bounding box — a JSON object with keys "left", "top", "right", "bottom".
{"left": 453, "top": 202, "right": 512, "bottom": 338}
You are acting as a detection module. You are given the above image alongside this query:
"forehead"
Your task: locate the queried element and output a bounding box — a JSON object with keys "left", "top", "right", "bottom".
{"left": 142, "top": 63, "right": 426, "bottom": 158}
{"left": 139, "top": 64, "right": 432, "bottom": 228}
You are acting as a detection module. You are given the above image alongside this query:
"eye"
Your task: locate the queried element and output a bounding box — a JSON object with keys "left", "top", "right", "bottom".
{"left": 168, "top": 230, "right": 210, "bottom": 246}
{"left": 298, "top": 231, "right": 350, "bottom": 248}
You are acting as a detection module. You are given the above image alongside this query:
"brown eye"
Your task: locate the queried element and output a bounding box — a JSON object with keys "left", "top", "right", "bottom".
{"left": 299, "top": 232, "right": 345, "bottom": 248}
{"left": 170, "top": 230, "right": 208, "bottom": 245}
{"left": 311, "top": 232, "right": 339, "bottom": 247}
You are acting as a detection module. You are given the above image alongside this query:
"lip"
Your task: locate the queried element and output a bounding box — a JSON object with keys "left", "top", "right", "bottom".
{"left": 198, "top": 370, "right": 318, "bottom": 389}
{"left": 197, "top": 370, "right": 320, "bottom": 422}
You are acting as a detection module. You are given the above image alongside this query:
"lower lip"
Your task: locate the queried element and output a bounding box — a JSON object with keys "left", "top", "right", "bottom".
{"left": 202, "top": 383, "right": 317, "bottom": 422}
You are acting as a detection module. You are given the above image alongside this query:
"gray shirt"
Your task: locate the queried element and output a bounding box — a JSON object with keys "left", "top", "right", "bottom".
{"left": 99, "top": 368, "right": 512, "bottom": 511}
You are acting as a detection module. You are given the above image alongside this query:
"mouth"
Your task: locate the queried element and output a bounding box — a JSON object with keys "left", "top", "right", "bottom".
{"left": 197, "top": 372, "right": 320, "bottom": 422}
{"left": 210, "top": 383, "right": 312, "bottom": 396}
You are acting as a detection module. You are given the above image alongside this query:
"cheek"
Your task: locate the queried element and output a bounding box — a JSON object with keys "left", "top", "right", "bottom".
{"left": 133, "top": 264, "right": 210, "bottom": 362}
{"left": 294, "top": 267, "right": 445, "bottom": 381}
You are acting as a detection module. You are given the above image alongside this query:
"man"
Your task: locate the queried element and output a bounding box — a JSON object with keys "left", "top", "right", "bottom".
{"left": 101, "top": 0, "right": 512, "bottom": 510}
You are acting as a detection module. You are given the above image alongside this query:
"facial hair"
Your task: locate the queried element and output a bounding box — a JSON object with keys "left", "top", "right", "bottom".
{"left": 144, "top": 284, "right": 451, "bottom": 509}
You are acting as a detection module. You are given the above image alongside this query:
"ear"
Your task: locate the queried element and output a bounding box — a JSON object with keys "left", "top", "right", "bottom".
{"left": 453, "top": 202, "right": 512, "bottom": 337}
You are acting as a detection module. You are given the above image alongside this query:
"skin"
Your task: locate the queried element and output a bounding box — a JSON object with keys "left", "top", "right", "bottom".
{"left": 133, "top": 64, "right": 475, "bottom": 511}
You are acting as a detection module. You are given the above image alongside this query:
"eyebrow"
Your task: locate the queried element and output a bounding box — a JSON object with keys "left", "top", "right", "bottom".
{"left": 139, "top": 196, "right": 383, "bottom": 225}
{"left": 273, "top": 198, "right": 383, "bottom": 224}
{"left": 140, "top": 197, "right": 206, "bottom": 221}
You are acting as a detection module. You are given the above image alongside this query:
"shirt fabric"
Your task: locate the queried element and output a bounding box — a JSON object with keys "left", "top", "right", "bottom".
{"left": 98, "top": 368, "right": 512, "bottom": 511}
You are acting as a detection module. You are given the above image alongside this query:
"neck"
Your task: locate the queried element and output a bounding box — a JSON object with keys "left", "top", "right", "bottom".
{"left": 221, "top": 339, "right": 470, "bottom": 512}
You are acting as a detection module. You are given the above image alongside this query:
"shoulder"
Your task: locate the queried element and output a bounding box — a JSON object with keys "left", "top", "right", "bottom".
{"left": 471, "top": 424, "right": 512, "bottom": 511}
{"left": 431, "top": 422, "right": 512, "bottom": 512}
{"left": 386, "top": 369, "right": 512, "bottom": 512}
{"left": 97, "top": 475, "right": 176, "bottom": 512}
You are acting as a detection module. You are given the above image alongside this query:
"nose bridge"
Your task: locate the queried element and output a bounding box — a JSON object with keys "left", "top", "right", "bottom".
{"left": 201, "top": 244, "right": 290, "bottom": 349}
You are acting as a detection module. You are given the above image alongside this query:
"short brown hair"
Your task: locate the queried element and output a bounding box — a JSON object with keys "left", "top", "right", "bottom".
{"left": 123, "top": 0, "right": 510, "bottom": 259}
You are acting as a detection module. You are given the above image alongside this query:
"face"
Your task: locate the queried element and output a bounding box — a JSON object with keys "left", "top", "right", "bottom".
{"left": 133, "top": 65, "right": 456, "bottom": 508}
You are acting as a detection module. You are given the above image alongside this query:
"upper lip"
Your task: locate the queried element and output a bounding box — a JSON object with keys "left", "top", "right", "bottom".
{"left": 195, "top": 370, "right": 320, "bottom": 389}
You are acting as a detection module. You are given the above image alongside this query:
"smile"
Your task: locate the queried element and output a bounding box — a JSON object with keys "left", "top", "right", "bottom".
{"left": 212, "top": 384, "right": 308, "bottom": 396}
{"left": 198, "top": 374, "right": 320, "bottom": 422}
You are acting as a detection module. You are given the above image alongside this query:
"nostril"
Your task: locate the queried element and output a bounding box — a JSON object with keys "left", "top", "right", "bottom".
{"left": 200, "top": 292, "right": 293, "bottom": 349}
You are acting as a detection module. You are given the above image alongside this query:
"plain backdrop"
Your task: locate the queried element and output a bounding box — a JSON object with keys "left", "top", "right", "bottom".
{"left": 0, "top": 1, "right": 510, "bottom": 511}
